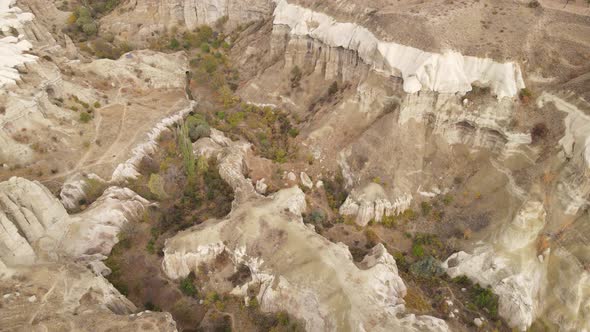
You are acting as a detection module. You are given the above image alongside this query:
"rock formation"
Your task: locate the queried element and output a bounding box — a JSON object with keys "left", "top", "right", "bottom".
{"left": 163, "top": 132, "right": 449, "bottom": 331}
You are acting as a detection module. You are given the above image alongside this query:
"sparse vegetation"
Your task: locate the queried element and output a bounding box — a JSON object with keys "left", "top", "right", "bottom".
{"left": 519, "top": 88, "right": 533, "bottom": 103}
{"left": 323, "top": 170, "right": 348, "bottom": 211}
{"left": 290, "top": 65, "right": 302, "bottom": 88}
{"left": 180, "top": 273, "right": 198, "bottom": 297}
{"left": 79, "top": 111, "right": 92, "bottom": 123}
{"left": 420, "top": 201, "right": 432, "bottom": 216}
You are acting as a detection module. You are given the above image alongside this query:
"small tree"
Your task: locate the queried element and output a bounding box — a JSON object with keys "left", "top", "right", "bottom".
{"left": 169, "top": 38, "right": 180, "bottom": 50}
{"left": 79, "top": 112, "right": 92, "bottom": 123}
{"left": 82, "top": 22, "right": 98, "bottom": 36}
{"left": 178, "top": 122, "right": 196, "bottom": 182}
{"left": 328, "top": 81, "right": 338, "bottom": 95}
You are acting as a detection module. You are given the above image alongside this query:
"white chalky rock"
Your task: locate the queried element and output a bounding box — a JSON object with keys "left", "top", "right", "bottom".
{"left": 273, "top": 0, "right": 525, "bottom": 98}
{"left": 255, "top": 178, "right": 268, "bottom": 194}
{"left": 300, "top": 172, "right": 313, "bottom": 189}
{"left": 287, "top": 172, "right": 296, "bottom": 181}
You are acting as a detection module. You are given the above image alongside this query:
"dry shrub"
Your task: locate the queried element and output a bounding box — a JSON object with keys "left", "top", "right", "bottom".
{"left": 364, "top": 228, "right": 380, "bottom": 247}
{"left": 12, "top": 132, "right": 30, "bottom": 143}
{"left": 404, "top": 287, "right": 432, "bottom": 313}
{"left": 463, "top": 228, "right": 473, "bottom": 240}
{"left": 531, "top": 122, "right": 549, "bottom": 143}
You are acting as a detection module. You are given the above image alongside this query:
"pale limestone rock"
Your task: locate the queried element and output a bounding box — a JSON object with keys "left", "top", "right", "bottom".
{"left": 443, "top": 201, "right": 548, "bottom": 331}
{"left": 538, "top": 93, "right": 590, "bottom": 215}
{"left": 194, "top": 129, "right": 258, "bottom": 203}
{"left": 60, "top": 173, "right": 106, "bottom": 211}
{"left": 112, "top": 102, "right": 195, "bottom": 182}
{"left": 474, "top": 318, "right": 484, "bottom": 327}
{"left": 273, "top": 0, "right": 525, "bottom": 98}
{"left": 300, "top": 172, "right": 313, "bottom": 189}
{"left": 0, "top": 177, "right": 173, "bottom": 330}
{"left": 256, "top": 178, "right": 268, "bottom": 194}
{"left": 286, "top": 172, "right": 296, "bottom": 182}
{"left": 0, "top": 178, "right": 150, "bottom": 268}
{"left": 0, "top": 0, "right": 36, "bottom": 88}
{"left": 339, "top": 183, "right": 412, "bottom": 226}
{"left": 100, "top": 0, "right": 272, "bottom": 43}
{"left": 162, "top": 151, "right": 448, "bottom": 331}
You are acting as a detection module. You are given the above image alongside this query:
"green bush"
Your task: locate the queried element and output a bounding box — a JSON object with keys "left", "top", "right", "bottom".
{"left": 442, "top": 194, "right": 453, "bottom": 205}
{"left": 412, "top": 243, "right": 425, "bottom": 258}
{"left": 381, "top": 214, "right": 397, "bottom": 228}
{"left": 201, "top": 54, "right": 219, "bottom": 73}
{"left": 82, "top": 22, "right": 97, "bottom": 36}
{"left": 189, "top": 124, "right": 211, "bottom": 142}
{"left": 146, "top": 239, "right": 155, "bottom": 254}
{"left": 324, "top": 171, "right": 348, "bottom": 211}
{"left": 227, "top": 111, "right": 245, "bottom": 127}
{"left": 200, "top": 42, "right": 210, "bottom": 53}
{"left": 288, "top": 128, "right": 299, "bottom": 138}
{"left": 180, "top": 275, "right": 197, "bottom": 297}
{"left": 273, "top": 148, "right": 287, "bottom": 163}
{"left": 79, "top": 112, "right": 92, "bottom": 123}
{"left": 402, "top": 208, "right": 417, "bottom": 220}
{"left": 305, "top": 209, "right": 326, "bottom": 224}
{"left": 410, "top": 256, "right": 444, "bottom": 278}
{"left": 473, "top": 285, "right": 499, "bottom": 317}
{"left": 148, "top": 173, "right": 168, "bottom": 200}
{"left": 420, "top": 202, "right": 432, "bottom": 216}
{"left": 169, "top": 38, "right": 180, "bottom": 50}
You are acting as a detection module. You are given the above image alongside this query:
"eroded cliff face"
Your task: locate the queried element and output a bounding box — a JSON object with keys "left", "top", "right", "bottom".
{"left": 99, "top": 0, "right": 273, "bottom": 44}
{"left": 231, "top": 1, "right": 590, "bottom": 330}
{"left": 2, "top": 0, "right": 590, "bottom": 331}
{"left": 0, "top": 176, "right": 178, "bottom": 330}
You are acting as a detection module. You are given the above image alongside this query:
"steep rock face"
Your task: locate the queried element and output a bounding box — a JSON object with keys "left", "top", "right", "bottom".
{"left": 100, "top": 0, "right": 273, "bottom": 43}
{"left": 334, "top": 92, "right": 532, "bottom": 225}
{"left": 444, "top": 201, "right": 547, "bottom": 331}
{"left": 0, "top": 177, "right": 67, "bottom": 265}
{"left": 443, "top": 200, "right": 590, "bottom": 332}
{"left": 273, "top": 0, "right": 525, "bottom": 98}
{"left": 0, "top": 176, "right": 176, "bottom": 330}
{"left": 0, "top": 177, "right": 149, "bottom": 270}
{"left": 163, "top": 188, "right": 448, "bottom": 332}
{"left": 0, "top": 0, "right": 36, "bottom": 88}
{"left": 537, "top": 93, "right": 590, "bottom": 216}
{"left": 238, "top": 0, "right": 533, "bottom": 226}
{"left": 0, "top": 263, "right": 177, "bottom": 331}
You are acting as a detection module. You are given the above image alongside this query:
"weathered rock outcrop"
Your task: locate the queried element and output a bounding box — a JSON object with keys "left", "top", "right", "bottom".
{"left": 537, "top": 93, "right": 590, "bottom": 215}
{"left": 0, "top": 263, "right": 177, "bottom": 331}
{"left": 443, "top": 200, "right": 590, "bottom": 332}
{"left": 100, "top": 0, "right": 273, "bottom": 44}
{"left": 0, "top": 177, "right": 149, "bottom": 269}
{"left": 163, "top": 132, "right": 449, "bottom": 332}
{"left": 163, "top": 186, "right": 448, "bottom": 332}
{"left": 273, "top": 0, "right": 525, "bottom": 98}
{"left": 0, "top": 175, "right": 176, "bottom": 330}
{"left": 0, "top": 0, "right": 36, "bottom": 88}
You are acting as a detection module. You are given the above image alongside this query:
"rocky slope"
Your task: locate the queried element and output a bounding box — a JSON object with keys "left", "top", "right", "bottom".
{"left": 1, "top": 0, "right": 589, "bottom": 331}
{"left": 163, "top": 131, "right": 449, "bottom": 332}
